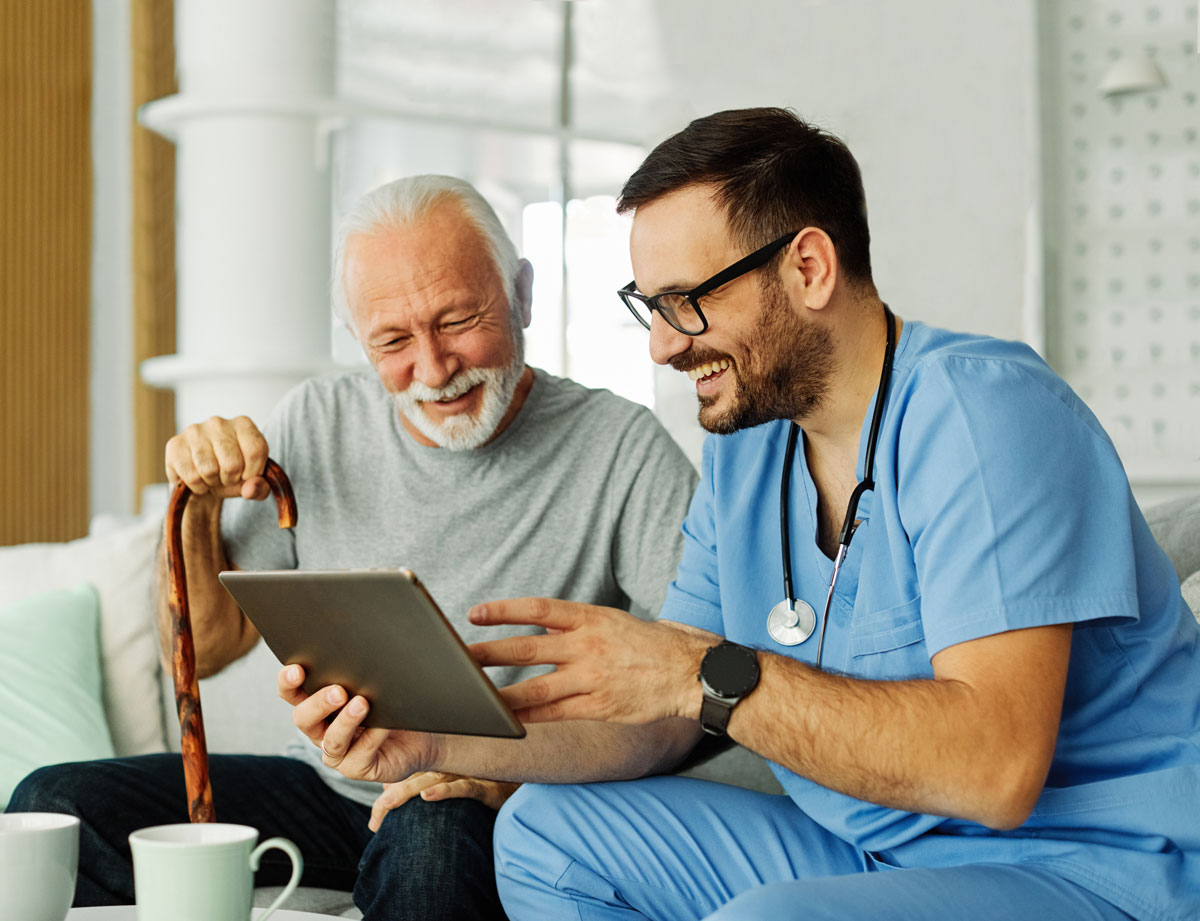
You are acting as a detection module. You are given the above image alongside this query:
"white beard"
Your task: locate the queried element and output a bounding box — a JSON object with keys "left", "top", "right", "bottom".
{"left": 392, "top": 345, "right": 526, "bottom": 451}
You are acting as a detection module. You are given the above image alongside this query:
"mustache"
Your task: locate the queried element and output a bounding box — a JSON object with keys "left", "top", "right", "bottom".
{"left": 668, "top": 348, "right": 733, "bottom": 375}
{"left": 401, "top": 367, "right": 491, "bottom": 403}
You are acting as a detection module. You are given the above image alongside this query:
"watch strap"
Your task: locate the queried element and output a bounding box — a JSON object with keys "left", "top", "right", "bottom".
{"left": 699, "top": 693, "right": 735, "bottom": 736}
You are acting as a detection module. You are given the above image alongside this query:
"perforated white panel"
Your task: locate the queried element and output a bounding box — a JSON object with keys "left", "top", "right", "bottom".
{"left": 1044, "top": 0, "right": 1200, "bottom": 484}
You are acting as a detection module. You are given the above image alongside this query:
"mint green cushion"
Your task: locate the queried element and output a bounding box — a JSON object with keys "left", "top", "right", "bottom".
{"left": 0, "top": 584, "right": 115, "bottom": 810}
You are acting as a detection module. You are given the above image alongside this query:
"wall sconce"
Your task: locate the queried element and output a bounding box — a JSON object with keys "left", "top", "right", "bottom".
{"left": 1098, "top": 52, "right": 1167, "bottom": 96}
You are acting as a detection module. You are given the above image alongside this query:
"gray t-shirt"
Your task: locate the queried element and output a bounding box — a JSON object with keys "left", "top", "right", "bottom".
{"left": 222, "top": 366, "right": 698, "bottom": 805}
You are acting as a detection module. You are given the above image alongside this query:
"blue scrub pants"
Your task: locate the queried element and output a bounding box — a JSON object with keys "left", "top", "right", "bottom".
{"left": 493, "top": 776, "right": 1133, "bottom": 921}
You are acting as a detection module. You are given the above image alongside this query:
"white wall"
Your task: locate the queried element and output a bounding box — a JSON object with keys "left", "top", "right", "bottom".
{"left": 1039, "top": 0, "right": 1200, "bottom": 506}
{"left": 87, "top": 0, "right": 1047, "bottom": 513}
{"left": 653, "top": 0, "right": 1041, "bottom": 341}
{"left": 647, "top": 0, "right": 1043, "bottom": 462}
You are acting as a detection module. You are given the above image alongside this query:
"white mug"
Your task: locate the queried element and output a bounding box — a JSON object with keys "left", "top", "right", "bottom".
{"left": 0, "top": 812, "right": 81, "bottom": 921}
{"left": 129, "top": 823, "right": 302, "bottom": 921}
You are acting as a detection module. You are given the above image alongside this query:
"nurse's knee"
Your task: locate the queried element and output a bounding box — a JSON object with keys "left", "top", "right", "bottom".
{"left": 707, "top": 881, "right": 829, "bottom": 921}
{"left": 495, "top": 783, "right": 555, "bottom": 852}
{"left": 494, "top": 783, "right": 592, "bottom": 865}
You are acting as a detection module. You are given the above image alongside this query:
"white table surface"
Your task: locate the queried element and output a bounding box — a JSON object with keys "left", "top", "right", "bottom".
{"left": 67, "top": 908, "right": 339, "bottom": 920}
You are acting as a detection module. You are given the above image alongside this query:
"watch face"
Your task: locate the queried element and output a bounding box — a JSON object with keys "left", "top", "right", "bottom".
{"left": 701, "top": 642, "right": 760, "bottom": 698}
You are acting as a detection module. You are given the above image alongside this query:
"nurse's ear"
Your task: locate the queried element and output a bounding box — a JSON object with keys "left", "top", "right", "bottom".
{"left": 779, "top": 228, "right": 837, "bottom": 313}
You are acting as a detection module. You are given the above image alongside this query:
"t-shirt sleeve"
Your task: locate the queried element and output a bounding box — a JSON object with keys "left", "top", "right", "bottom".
{"left": 220, "top": 392, "right": 300, "bottom": 572}
{"left": 660, "top": 435, "right": 724, "bottom": 634}
{"left": 898, "top": 355, "right": 1141, "bottom": 657}
{"left": 608, "top": 407, "right": 699, "bottom": 621}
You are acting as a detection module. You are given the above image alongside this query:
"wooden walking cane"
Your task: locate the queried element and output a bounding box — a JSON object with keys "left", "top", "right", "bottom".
{"left": 165, "top": 459, "right": 298, "bottom": 823}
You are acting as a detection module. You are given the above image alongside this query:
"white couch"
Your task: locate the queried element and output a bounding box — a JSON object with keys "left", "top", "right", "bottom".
{"left": 0, "top": 508, "right": 311, "bottom": 768}
{"left": 0, "top": 510, "right": 361, "bottom": 915}
{"left": 2, "top": 494, "right": 1198, "bottom": 916}
{"left": 0, "top": 505, "right": 781, "bottom": 917}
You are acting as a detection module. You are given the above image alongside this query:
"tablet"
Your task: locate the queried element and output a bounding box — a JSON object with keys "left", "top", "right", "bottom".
{"left": 217, "top": 569, "right": 525, "bottom": 739}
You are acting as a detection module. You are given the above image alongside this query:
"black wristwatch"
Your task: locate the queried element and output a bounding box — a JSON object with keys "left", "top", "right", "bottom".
{"left": 698, "top": 641, "right": 760, "bottom": 736}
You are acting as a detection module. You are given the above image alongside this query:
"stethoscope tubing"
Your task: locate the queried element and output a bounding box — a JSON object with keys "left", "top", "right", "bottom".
{"left": 778, "top": 305, "right": 897, "bottom": 668}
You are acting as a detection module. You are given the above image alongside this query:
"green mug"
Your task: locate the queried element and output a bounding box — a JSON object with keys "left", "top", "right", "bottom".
{"left": 129, "top": 823, "right": 302, "bottom": 921}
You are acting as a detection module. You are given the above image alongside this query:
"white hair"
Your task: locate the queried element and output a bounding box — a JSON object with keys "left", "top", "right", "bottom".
{"left": 331, "top": 175, "right": 521, "bottom": 331}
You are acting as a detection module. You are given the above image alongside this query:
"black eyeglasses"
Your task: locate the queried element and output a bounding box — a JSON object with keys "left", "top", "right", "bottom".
{"left": 618, "top": 231, "right": 798, "bottom": 335}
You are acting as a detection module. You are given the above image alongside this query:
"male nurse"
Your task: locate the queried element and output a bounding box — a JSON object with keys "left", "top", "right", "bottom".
{"left": 290, "top": 109, "right": 1200, "bottom": 921}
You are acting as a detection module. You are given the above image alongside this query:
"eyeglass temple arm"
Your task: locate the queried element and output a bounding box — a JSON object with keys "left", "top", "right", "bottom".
{"left": 691, "top": 231, "right": 799, "bottom": 299}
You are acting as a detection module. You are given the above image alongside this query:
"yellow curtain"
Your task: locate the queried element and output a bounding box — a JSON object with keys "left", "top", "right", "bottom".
{"left": 131, "top": 0, "right": 176, "bottom": 510}
{"left": 0, "top": 0, "right": 92, "bottom": 545}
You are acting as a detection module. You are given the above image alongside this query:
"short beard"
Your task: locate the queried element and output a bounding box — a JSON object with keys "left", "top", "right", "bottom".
{"left": 393, "top": 328, "right": 526, "bottom": 451}
{"left": 676, "top": 273, "right": 834, "bottom": 435}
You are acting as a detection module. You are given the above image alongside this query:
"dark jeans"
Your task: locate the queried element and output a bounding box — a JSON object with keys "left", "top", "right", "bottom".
{"left": 7, "top": 754, "right": 507, "bottom": 921}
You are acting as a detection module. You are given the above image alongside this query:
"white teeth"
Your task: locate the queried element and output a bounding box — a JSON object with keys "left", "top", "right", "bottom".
{"left": 687, "top": 360, "right": 731, "bottom": 382}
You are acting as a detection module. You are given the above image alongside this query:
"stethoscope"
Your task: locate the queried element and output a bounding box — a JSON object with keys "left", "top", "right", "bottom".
{"left": 766, "top": 305, "right": 896, "bottom": 668}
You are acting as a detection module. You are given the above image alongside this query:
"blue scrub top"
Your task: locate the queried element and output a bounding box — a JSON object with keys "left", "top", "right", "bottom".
{"left": 662, "top": 321, "right": 1200, "bottom": 921}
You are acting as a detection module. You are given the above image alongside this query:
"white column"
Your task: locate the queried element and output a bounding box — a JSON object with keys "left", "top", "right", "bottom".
{"left": 139, "top": 0, "right": 339, "bottom": 431}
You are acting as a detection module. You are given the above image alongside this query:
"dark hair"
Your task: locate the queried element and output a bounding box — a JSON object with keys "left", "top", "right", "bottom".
{"left": 617, "top": 108, "right": 873, "bottom": 286}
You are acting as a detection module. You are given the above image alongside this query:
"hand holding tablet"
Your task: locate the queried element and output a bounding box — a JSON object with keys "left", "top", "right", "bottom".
{"left": 219, "top": 569, "right": 525, "bottom": 739}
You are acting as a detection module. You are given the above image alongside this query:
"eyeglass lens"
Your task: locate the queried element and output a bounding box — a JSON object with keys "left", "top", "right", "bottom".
{"left": 624, "top": 292, "right": 704, "bottom": 334}
{"left": 655, "top": 292, "right": 703, "bottom": 333}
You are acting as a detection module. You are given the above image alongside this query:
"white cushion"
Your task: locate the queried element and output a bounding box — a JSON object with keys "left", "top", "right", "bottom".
{"left": 1145, "top": 493, "right": 1200, "bottom": 585}
{"left": 0, "top": 516, "right": 166, "bottom": 757}
{"left": 253, "top": 885, "right": 360, "bottom": 917}
{"left": 161, "top": 637, "right": 300, "bottom": 757}
{"left": 1182, "top": 571, "right": 1200, "bottom": 625}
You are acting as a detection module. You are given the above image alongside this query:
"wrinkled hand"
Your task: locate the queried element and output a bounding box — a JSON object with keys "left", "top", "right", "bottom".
{"left": 277, "top": 664, "right": 438, "bottom": 785}
{"left": 164, "top": 415, "right": 273, "bottom": 500}
{"left": 369, "top": 773, "right": 521, "bottom": 832}
{"left": 467, "top": 599, "right": 720, "bottom": 724}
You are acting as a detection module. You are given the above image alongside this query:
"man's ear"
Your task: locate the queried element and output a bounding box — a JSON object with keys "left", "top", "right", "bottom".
{"left": 514, "top": 258, "right": 534, "bottom": 328}
{"left": 781, "top": 228, "right": 838, "bottom": 311}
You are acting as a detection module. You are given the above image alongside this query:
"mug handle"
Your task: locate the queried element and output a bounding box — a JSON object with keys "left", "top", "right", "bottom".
{"left": 249, "top": 837, "right": 304, "bottom": 921}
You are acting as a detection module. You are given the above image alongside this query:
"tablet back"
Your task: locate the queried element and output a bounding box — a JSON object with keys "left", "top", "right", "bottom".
{"left": 218, "top": 569, "right": 524, "bottom": 738}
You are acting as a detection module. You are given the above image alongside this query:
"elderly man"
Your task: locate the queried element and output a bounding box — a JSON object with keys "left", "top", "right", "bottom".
{"left": 8, "top": 175, "right": 698, "bottom": 921}
{"left": 295, "top": 111, "right": 1200, "bottom": 921}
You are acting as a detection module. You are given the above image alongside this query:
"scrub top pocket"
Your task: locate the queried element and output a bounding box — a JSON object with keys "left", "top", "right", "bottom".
{"left": 849, "top": 596, "right": 930, "bottom": 678}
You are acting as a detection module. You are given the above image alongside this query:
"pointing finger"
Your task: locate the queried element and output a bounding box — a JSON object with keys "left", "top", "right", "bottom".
{"left": 468, "top": 597, "right": 594, "bottom": 630}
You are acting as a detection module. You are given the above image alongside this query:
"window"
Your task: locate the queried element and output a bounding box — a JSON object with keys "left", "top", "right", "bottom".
{"left": 523, "top": 196, "right": 654, "bottom": 409}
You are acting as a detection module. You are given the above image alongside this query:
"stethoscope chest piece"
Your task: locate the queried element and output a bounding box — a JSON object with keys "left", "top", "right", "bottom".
{"left": 768, "top": 304, "right": 896, "bottom": 664}
{"left": 767, "top": 598, "right": 817, "bottom": 646}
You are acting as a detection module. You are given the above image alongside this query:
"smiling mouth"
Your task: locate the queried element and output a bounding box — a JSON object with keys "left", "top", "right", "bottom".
{"left": 427, "top": 384, "right": 481, "bottom": 410}
{"left": 686, "top": 359, "right": 731, "bottom": 382}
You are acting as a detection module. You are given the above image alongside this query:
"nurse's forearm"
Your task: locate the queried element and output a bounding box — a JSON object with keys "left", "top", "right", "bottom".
{"left": 716, "top": 624, "right": 1072, "bottom": 830}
